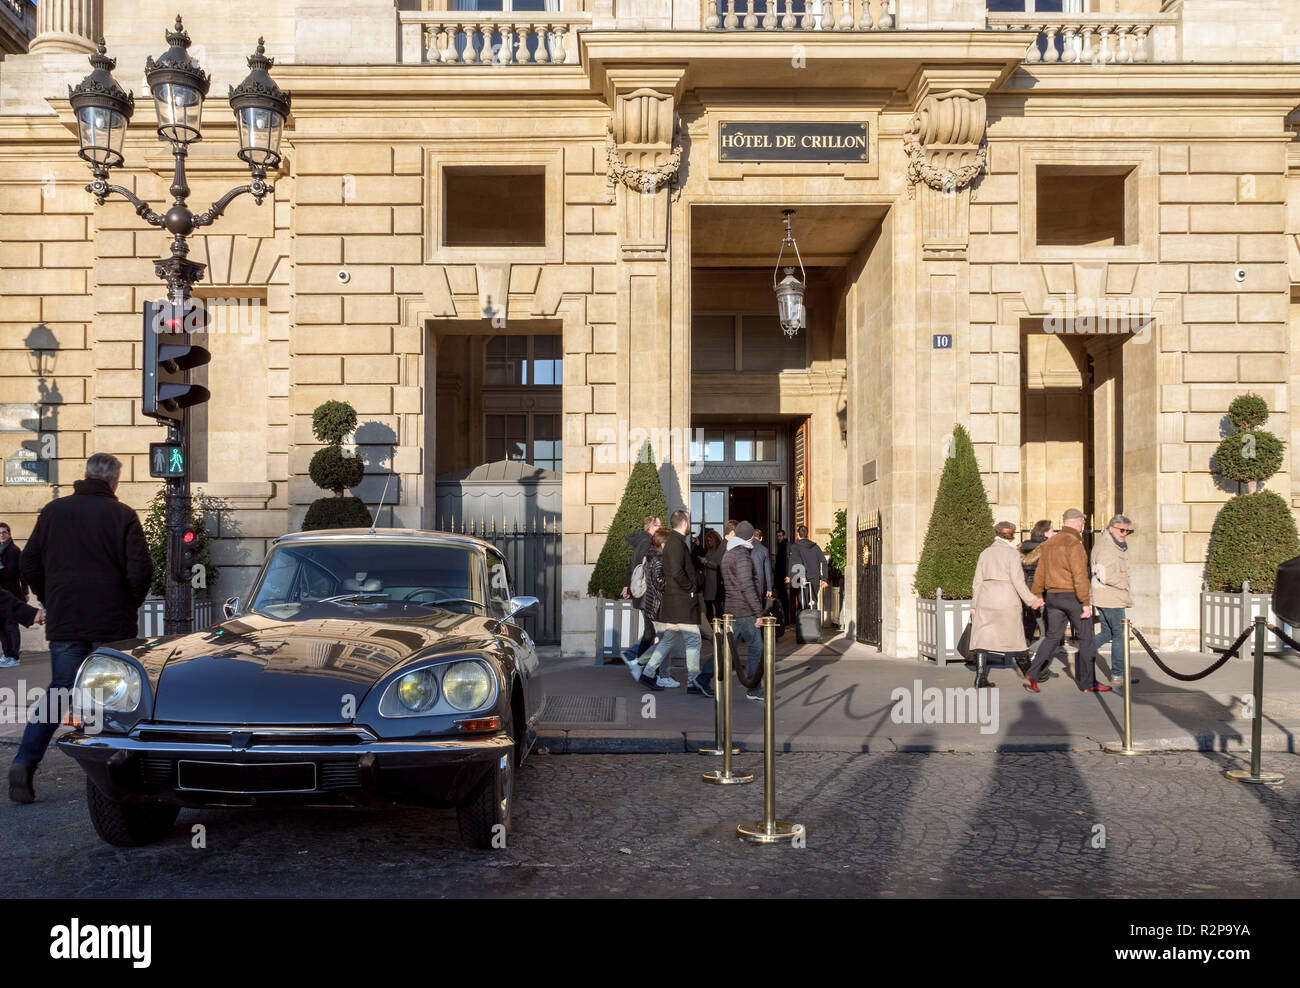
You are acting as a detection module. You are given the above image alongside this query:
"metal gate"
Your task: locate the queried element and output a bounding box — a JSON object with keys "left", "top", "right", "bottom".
{"left": 856, "top": 511, "right": 882, "bottom": 647}
{"left": 436, "top": 516, "right": 562, "bottom": 645}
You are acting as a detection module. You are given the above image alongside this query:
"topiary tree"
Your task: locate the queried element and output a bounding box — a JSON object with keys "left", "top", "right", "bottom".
{"left": 586, "top": 443, "right": 668, "bottom": 597}
{"left": 303, "top": 399, "right": 372, "bottom": 531}
{"left": 1206, "top": 394, "right": 1299, "bottom": 591}
{"left": 913, "top": 424, "right": 995, "bottom": 599}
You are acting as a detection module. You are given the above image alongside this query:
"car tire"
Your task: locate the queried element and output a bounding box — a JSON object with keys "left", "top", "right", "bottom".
{"left": 85, "top": 778, "right": 181, "bottom": 848}
{"left": 456, "top": 706, "right": 514, "bottom": 850}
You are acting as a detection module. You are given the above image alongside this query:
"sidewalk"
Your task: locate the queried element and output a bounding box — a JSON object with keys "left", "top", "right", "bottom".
{"left": 4, "top": 636, "right": 1298, "bottom": 755}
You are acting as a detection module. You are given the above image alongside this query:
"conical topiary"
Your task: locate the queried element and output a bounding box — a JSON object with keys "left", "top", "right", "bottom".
{"left": 586, "top": 444, "right": 668, "bottom": 597}
{"left": 913, "top": 424, "right": 995, "bottom": 599}
{"left": 303, "top": 399, "right": 373, "bottom": 531}
{"left": 1206, "top": 394, "right": 1299, "bottom": 591}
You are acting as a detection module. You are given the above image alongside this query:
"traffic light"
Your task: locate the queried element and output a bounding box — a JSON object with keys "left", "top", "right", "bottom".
{"left": 143, "top": 299, "right": 211, "bottom": 422}
{"left": 170, "top": 526, "right": 198, "bottom": 583}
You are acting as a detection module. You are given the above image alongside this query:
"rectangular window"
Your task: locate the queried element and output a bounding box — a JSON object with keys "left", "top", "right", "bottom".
{"left": 692, "top": 314, "right": 736, "bottom": 372}
{"left": 740, "top": 314, "right": 805, "bottom": 372}
{"left": 530, "top": 334, "right": 563, "bottom": 386}
{"left": 444, "top": 167, "right": 546, "bottom": 247}
{"left": 735, "top": 428, "right": 778, "bottom": 462}
{"left": 531, "top": 413, "right": 561, "bottom": 472}
{"left": 484, "top": 335, "right": 527, "bottom": 386}
{"left": 486, "top": 413, "right": 528, "bottom": 463}
{"left": 1036, "top": 165, "right": 1135, "bottom": 247}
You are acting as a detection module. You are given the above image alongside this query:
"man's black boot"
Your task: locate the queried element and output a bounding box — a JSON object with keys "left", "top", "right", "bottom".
{"left": 8, "top": 762, "right": 35, "bottom": 804}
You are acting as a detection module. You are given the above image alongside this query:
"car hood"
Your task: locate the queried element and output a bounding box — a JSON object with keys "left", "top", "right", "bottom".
{"left": 132, "top": 611, "right": 498, "bottom": 725}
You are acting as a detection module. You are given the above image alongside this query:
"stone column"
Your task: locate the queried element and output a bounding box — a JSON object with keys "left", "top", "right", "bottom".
{"left": 29, "top": 0, "right": 101, "bottom": 54}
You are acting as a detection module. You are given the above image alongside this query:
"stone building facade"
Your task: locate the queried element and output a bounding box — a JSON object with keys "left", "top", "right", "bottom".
{"left": 1, "top": 0, "right": 1299, "bottom": 656}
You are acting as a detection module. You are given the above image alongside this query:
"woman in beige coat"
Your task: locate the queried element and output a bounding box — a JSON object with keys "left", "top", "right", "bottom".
{"left": 970, "top": 521, "right": 1043, "bottom": 687}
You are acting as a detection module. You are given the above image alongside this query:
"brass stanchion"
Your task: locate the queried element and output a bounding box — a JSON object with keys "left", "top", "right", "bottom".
{"left": 738, "top": 615, "right": 804, "bottom": 844}
{"left": 699, "top": 617, "right": 738, "bottom": 757}
{"left": 702, "top": 614, "right": 751, "bottom": 785}
{"left": 1104, "top": 618, "right": 1148, "bottom": 756}
{"left": 1226, "top": 616, "right": 1285, "bottom": 786}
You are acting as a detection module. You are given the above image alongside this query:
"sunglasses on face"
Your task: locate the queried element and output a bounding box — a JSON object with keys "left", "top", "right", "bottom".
{"left": 1115, "top": 528, "right": 1133, "bottom": 534}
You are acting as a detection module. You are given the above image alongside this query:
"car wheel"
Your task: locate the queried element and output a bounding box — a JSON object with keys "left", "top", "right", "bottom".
{"left": 85, "top": 778, "right": 180, "bottom": 848}
{"left": 456, "top": 707, "right": 514, "bottom": 849}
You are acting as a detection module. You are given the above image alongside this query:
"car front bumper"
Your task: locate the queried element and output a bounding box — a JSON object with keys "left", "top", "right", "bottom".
{"left": 57, "top": 724, "right": 512, "bottom": 808}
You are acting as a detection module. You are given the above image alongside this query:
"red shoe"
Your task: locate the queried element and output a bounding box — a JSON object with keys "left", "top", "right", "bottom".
{"left": 1085, "top": 684, "right": 1113, "bottom": 693}
{"left": 1022, "top": 677, "right": 1040, "bottom": 693}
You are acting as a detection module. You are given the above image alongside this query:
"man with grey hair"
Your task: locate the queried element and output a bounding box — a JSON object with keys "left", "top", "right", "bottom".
{"left": 10, "top": 453, "right": 153, "bottom": 804}
{"left": 1092, "top": 513, "right": 1135, "bottom": 684}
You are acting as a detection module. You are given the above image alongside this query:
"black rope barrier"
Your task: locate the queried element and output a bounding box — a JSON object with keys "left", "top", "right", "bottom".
{"left": 1129, "top": 623, "right": 1252, "bottom": 682}
{"left": 733, "top": 631, "right": 765, "bottom": 689}
{"left": 1267, "top": 623, "right": 1300, "bottom": 653}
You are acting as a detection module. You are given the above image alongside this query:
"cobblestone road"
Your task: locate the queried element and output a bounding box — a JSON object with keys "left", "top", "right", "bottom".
{"left": 3, "top": 747, "right": 1297, "bottom": 898}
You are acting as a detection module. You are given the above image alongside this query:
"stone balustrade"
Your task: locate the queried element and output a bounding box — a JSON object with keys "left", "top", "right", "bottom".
{"left": 398, "top": 11, "right": 590, "bottom": 65}
{"left": 987, "top": 13, "right": 1180, "bottom": 65}
{"left": 703, "top": 0, "right": 896, "bottom": 30}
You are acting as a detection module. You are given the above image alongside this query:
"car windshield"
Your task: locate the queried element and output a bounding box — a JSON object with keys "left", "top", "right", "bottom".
{"left": 248, "top": 540, "right": 485, "bottom": 621}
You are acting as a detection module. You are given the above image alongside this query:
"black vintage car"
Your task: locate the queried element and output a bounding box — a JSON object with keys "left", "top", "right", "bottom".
{"left": 57, "top": 529, "right": 545, "bottom": 848}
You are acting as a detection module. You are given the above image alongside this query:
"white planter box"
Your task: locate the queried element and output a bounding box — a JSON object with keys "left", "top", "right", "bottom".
{"left": 1199, "top": 585, "right": 1298, "bottom": 656}
{"left": 593, "top": 594, "right": 645, "bottom": 664}
{"left": 916, "top": 591, "right": 972, "bottom": 666}
{"left": 138, "top": 595, "right": 214, "bottom": 638}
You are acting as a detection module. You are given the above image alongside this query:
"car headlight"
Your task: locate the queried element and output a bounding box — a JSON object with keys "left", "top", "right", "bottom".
{"left": 393, "top": 669, "right": 439, "bottom": 714}
{"left": 77, "top": 655, "right": 142, "bottom": 712}
{"left": 442, "top": 660, "right": 492, "bottom": 711}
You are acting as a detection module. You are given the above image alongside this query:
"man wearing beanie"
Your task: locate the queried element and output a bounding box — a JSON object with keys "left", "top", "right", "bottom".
{"left": 720, "top": 521, "right": 767, "bottom": 701}
{"left": 1022, "top": 508, "right": 1109, "bottom": 693}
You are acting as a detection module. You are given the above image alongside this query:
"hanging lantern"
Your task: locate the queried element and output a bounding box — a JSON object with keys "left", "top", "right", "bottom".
{"left": 772, "top": 208, "right": 806, "bottom": 338}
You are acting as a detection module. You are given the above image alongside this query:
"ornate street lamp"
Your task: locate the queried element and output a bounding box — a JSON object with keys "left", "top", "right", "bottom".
{"left": 772, "top": 209, "right": 806, "bottom": 338}
{"left": 67, "top": 18, "right": 291, "bottom": 635}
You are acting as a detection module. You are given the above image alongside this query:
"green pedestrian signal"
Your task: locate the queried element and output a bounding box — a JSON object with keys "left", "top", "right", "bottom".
{"left": 149, "top": 442, "right": 186, "bottom": 479}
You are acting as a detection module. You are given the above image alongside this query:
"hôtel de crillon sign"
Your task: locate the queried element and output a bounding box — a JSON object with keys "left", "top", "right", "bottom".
{"left": 718, "top": 121, "right": 869, "bottom": 162}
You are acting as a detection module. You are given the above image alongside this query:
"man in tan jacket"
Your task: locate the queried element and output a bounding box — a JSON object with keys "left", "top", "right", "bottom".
{"left": 1092, "top": 514, "right": 1134, "bottom": 684}
{"left": 1023, "top": 508, "right": 1110, "bottom": 693}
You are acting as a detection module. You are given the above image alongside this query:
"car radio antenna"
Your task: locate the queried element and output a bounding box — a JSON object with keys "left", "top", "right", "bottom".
{"left": 370, "top": 463, "right": 394, "bottom": 534}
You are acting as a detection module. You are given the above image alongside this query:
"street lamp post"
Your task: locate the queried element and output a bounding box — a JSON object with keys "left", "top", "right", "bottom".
{"left": 69, "top": 17, "right": 290, "bottom": 635}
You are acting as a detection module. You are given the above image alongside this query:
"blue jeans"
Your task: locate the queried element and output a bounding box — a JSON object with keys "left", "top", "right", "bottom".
{"left": 731, "top": 616, "right": 764, "bottom": 688}
{"left": 642, "top": 625, "right": 706, "bottom": 682}
{"left": 14, "top": 640, "right": 96, "bottom": 768}
{"left": 1095, "top": 607, "right": 1126, "bottom": 670}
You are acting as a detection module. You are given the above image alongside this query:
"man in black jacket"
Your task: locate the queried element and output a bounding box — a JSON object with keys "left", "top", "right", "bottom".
{"left": 638, "top": 509, "right": 714, "bottom": 695}
{"left": 0, "top": 521, "right": 25, "bottom": 666}
{"left": 10, "top": 453, "right": 153, "bottom": 804}
{"left": 721, "top": 522, "right": 767, "bottom": 700}
{"left": 786, "top": 525, "right": 829, "bottom": 615}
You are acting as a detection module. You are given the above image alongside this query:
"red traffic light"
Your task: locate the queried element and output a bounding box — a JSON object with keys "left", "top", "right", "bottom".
{"left": 182, "top": 530, "right": 196, "bottom": 545}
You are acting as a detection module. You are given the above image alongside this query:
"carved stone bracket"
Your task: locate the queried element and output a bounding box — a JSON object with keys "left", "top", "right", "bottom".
{"left": 903, "top": 89, "right": 988, "bottom": 201}
{"left": 604, "top": 129, "right": 683, "bottom": 202}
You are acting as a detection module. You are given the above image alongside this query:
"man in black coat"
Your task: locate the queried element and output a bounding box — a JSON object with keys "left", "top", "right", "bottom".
{"left": 786, "top": 525, "right": 829, "bottom": 614}
{"left": 0, "top": 521, "right": 25, "bottom": 666}
{"left": 721, "top": 522, "right": 767, "bottom": 700}
{"left": 638, "top": 509, "right": 714, "bottom": 695}
{"left": 10, "top": 453, "right": 153, "bottom": 804}
{"left": 773, "top": 529, "right": 790, "bottom": 624}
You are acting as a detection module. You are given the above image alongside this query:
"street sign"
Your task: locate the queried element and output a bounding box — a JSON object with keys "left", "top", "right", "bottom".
{"left": 149, "top": 442, "right": 186, "bottom": 479}
{"left": 3, "top": 455, "right": 45, "bottom": 485}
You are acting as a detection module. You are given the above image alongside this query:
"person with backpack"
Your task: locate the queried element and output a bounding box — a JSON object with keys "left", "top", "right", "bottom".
{"left": 622, "top": 516, "right": 675, "bottom": 685}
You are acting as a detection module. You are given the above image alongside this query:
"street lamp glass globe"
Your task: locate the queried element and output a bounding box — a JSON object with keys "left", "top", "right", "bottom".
{"left": 152, "top": 81, "right": 204, "bottom": 146}
{"left": 235, "top": 105, "right": 283, "bottom": 169}
{"left": 775, "top": 271, "right": 806, "bottom": 334}
{"left": 76, "top": 104, "right": 128, "bottom": 168}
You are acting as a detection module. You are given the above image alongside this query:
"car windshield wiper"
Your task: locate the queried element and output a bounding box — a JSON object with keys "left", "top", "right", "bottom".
{"left": 317, "top": 593, "right": 392, "bottom": 606}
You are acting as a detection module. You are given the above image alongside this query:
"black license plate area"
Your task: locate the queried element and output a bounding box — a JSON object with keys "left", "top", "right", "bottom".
{"left": 177, "top": 760, "right": 317, "bottom": 794}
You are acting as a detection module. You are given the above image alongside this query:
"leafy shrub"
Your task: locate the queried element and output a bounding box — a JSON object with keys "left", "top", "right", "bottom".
{"left": 303, "top": 496, "right": 372, "bottom": 532}
{"left": 1205, "top": 490, "right": 1300, "bottom": 592}
{"left": 309, "top": 445, "right": 365, "bottom": 496}
{"left": 913, "top": 424, "right": 994, "bottom": 600}
{"left": 312, "top": 400, "right": 357, "bottom": 446}
{"left": 1205, "top": 394, "right": 1300, "bottom": 591}
{"left": 141, "top": 487, "right": 223, "bottom": 597}
{"left": 825, "top": 508, "right": 847, "bottom": 585}
{"left": 586, "top": 444, "right": 667, "bottom": 597}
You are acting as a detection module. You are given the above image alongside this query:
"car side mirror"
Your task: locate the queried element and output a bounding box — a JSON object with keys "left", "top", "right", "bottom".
{"left": 223, "top": 596, "right": 240, "bottom": 619}
{"left": 504, "top": 596, "right": 539, "bottom": 623}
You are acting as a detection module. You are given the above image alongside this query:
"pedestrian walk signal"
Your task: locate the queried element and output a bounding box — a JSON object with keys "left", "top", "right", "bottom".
{"left": 149, "top": 443, "right": 186, "bottom": 479}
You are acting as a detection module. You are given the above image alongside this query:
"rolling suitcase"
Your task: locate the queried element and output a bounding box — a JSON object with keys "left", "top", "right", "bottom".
{"left": 795, "top": 583, "right": 822, "bottom": 644}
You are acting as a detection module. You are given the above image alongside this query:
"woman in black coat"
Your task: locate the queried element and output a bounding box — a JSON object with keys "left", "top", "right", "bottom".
{"left": 700, "top": 529, "right": 725, "bottom": 623}
{"left": 1019, "top": 519, "right": 1053, "bottom": 642}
